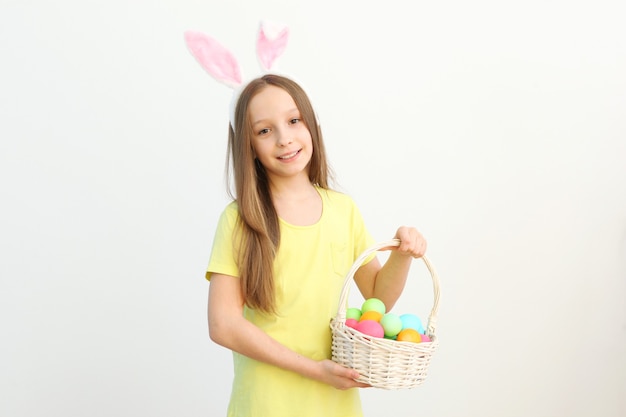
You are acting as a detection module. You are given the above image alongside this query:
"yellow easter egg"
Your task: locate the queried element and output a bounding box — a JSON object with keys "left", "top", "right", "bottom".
{"left": 359, "top": 310, "right": 383, "bottom": 323}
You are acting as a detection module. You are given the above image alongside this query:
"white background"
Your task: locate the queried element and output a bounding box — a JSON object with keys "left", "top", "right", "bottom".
{"left": 1, "top": 1, "right": 625, "bottom": 416}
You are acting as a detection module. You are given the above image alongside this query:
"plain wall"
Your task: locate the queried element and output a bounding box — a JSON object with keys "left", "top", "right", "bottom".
{"left": 1, "top": 1, "right": 625, "bottom": 416}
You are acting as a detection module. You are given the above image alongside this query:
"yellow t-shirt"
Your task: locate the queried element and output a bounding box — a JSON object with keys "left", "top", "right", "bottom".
{"left": 206, "top": 188, "right": 375, "bottom": 417}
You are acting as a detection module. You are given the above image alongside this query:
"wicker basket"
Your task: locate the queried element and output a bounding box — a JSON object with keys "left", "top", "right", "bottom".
{"left": 330, "top": 239, "right": 441, "bottom": 389}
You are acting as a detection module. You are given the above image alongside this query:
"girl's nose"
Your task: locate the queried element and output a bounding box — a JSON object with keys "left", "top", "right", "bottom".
{"left": 276, "top": 129, "right": 293, "bottom": 147}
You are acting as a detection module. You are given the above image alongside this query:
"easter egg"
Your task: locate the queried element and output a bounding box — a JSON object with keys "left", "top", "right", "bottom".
{"left": 345, "top": 318, "right": 359, "bottom": 329}
{"left": 421, "top": 334, "right": 432, "bottom": 342}
{"left": 359, "top": 310, "right": 383, "bottom": 323}
{"left": 400, "top": 313, "right": 425, "bottom": 334}
{"left": 361, "top": 298, "right": 386, "bottom": 315}
{"left": 355, "top": 320, "right": 384, "bottom": 338}
{"left": 396, "top": 328, "right": 422, "bottom": 343}
{"left": 346, "top": 307, "right": 362, "bottom": 321}
{"left": 380, "top": 313, "right": 403, "bottom": 337}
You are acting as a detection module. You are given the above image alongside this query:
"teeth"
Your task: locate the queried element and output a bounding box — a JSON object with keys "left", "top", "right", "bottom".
{"left": 279, "top": 150, "right": 298, "bottom": 159}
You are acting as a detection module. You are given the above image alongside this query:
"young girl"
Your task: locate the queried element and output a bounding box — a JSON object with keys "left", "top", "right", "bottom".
{"left": 206, "top": 74, "right": 427, "bottom": 417}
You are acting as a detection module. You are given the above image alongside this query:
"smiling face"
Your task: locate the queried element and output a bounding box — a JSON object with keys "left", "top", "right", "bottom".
{"left": 247, "top": 85, "right": 313, "bottom": 183}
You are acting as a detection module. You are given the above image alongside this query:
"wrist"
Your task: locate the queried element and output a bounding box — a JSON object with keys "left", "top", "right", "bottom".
{"left": 286, "top": 352, "right": 322, "bottom": 381}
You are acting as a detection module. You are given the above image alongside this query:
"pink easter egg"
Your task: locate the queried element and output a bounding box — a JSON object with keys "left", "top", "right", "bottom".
{"left": 355, "top": 320, "right": 384, "bottom": 338}
{"left": 345, "top": 318, "right": 358, "bottom": 329}
{"left": 421, "top": 334, "right": 432, "bottom": 342}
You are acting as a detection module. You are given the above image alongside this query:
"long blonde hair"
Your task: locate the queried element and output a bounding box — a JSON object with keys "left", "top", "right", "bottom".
{"left": 226, "top": 74, "right": 332, "bottom": 313}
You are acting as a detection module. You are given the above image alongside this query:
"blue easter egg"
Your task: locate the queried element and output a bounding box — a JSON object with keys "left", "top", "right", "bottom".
{"left": 400, "top": 313, "right": 425, "bottom": 334}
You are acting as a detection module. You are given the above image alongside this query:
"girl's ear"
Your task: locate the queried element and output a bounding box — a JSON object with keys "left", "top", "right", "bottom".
{"left": 256, "top": 21, "right": 289, "bottom": 71}
{"left": 184, "top": 31, "right": 242, "bottom": 89}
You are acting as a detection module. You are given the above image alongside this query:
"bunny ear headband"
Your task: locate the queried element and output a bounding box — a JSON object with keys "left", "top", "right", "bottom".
{"left": 184, "top": 21, "right": 290, "bottom": 127}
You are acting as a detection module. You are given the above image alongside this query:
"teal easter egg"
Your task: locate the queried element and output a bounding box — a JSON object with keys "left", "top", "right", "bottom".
{"left": 400, "top": 313, "right": 425, "bottom": 334}
{"left": 361, "top": 298, "right": 386, "bottom": 315}
{"left": 380, "top": 313, "right": 403, "bottom": 337}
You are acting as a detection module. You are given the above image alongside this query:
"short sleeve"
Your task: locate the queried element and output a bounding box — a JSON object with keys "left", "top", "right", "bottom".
{"left": 206, "top": 202, "right": 240, "bottom": 281}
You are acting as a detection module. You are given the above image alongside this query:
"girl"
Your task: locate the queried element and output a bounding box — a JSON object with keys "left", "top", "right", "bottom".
{"left": 206, "top": 74, "right": 427, "bottom": 417}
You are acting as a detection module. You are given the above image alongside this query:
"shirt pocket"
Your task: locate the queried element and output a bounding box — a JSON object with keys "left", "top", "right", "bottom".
{"left": 331, "top": 241, "right": 350, "bottom": 278}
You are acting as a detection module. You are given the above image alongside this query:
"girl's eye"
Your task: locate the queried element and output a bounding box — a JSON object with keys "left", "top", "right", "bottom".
{"left": 258, "top": 128, "right": 270, "bottom": 136}
{"left": 289, "top": 118, "right": 300, "bottom": 125}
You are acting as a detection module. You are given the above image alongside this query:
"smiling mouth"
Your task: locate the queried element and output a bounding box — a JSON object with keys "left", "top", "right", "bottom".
{"left": 278, "top": 149, "right": 301, "bottom": 160}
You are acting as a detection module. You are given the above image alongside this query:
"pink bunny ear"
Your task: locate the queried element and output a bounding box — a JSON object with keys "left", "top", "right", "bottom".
{"left": 184, "top": 30, "right": 242, "bottom": 88}
{"left": 257, "top": 21, "right": 289, "bottom": 71}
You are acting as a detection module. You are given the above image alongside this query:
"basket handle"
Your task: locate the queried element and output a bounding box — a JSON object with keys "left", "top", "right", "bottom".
{"left": 334, "top": 239, "right": 441, "bottom": 336}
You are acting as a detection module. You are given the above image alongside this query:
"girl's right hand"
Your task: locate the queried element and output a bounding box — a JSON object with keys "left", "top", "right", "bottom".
{"left": 318, "top": 360, "right": 371, "bottom": 390}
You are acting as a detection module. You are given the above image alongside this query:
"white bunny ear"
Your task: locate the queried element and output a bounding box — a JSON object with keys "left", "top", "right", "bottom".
{"left": 184, "top": 30, "right": 242, "bottom": 89}
{"left": 257, "top": 21, "right": 289, "bottom": 71}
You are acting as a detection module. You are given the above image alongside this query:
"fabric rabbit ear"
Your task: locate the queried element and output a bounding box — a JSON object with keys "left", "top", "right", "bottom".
{"left": 257, "top": 21, "right": 289, "bottom": 71}
{"left": 184, "top": 30, "right": 242, "bottom": 89}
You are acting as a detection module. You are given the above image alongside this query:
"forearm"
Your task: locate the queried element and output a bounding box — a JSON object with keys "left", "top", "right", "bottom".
{"left": 210, "top": 316, "right": 321, "bottom": 380}
{"left": 371, "top": 251, "right": 413, "bottom": 311}
{"left": 207, "top": 275, "right": 365, "bottom": 389}
{"left": 209, "top": 312, "right": 367, "bottom": 389}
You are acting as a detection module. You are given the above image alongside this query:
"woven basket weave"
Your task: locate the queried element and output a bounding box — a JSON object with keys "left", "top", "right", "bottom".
{"left": 330, "top": 239, "right": 441, "bottom": 389}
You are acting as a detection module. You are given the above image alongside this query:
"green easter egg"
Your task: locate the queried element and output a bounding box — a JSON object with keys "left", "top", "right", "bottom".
{"left": 380, "top": 313, "right": 403, "bottom": 337}
{"left": 346, "top": 307, "right": 362, "bottom": 320}
{"left": 361, "top": 298, "right": 386, "bottom": 315}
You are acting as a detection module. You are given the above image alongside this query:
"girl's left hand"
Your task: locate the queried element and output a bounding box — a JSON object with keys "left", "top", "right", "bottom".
{"left": 393, "top": 226, "right": 427, "bottom": 258}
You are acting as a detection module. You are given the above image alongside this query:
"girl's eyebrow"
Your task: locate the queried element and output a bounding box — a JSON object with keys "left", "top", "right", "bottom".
{"left": 252, "top": 108, "right": 299, "bottom": 127}
{"left": 251, "top": 118, "right": 268, "bottom": 127}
